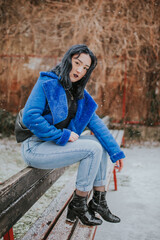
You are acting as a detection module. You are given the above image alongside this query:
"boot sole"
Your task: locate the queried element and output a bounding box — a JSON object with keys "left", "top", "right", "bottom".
{"left": 94, "top": 210, "right": 120, "bottom": 223}
{"left": 66, "top": 216, "right": 102, "bottom": 226}
{"left": 66, "top": 218, "right": 77, "bottom": 224}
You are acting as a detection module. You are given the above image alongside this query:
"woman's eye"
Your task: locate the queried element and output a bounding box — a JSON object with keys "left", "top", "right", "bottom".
{"left": 75, "top": 61, "right": 79, "bottom": 65}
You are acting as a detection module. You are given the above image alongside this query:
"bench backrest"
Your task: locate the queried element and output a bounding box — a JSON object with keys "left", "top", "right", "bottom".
{"left": 0, "top": 167, "right": 68, "bottom": 238}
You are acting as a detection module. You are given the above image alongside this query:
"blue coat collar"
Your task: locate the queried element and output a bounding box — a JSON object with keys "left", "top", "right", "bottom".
{"left": 41, "top": 71, "right": 98, "bottom": 134}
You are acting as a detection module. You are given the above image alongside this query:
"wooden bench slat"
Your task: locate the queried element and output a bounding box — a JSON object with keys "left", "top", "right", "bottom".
{"left": 0, "top": 168, "right": 52, "bottom": 212}
{"left": 0, "top": 167, "right": 68, "bottom": 238}
{"left": 45, "top": 190, "right": 94, "bottom": 240}
{"left": 21, "top": 171, "right": 77, "bottom": 240}
{"left": 70, "top": 221, "right": 96, "bottom": 240}
{"left": 116, "top": 130, "right": 124, "bottom": 145}
{"left": 46, "top": 208, "right": 74, "bottom": 240}
{"left": 102, "top": 116, "right": 110, "bottom": 125}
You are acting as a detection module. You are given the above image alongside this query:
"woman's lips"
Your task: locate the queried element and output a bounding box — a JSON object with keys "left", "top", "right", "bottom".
{"left": 73, "top": 74, "right": 78, "bottom": 78}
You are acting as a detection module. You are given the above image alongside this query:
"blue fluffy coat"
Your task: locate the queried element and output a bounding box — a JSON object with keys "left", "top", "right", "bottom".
{"left": 23, "top": 71, "right": 125, "bottom": 162}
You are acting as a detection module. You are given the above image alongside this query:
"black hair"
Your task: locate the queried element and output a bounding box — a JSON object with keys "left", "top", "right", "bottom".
{"left": 51, "top": 44, "right": 97, "bottom": 99}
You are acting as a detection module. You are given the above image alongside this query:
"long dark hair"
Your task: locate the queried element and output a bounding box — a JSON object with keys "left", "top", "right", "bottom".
{"left": 51, "top": 44, "right": 97, "bottom": 99}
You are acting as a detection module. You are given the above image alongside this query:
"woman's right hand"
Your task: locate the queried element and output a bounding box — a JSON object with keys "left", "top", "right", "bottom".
{"left": 69, "top": 132, "right": 79, "bottom": 142}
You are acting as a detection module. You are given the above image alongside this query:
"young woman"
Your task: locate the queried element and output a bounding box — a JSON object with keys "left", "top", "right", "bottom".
{"left": 19, "top": 44, "right": 125, "bottom": 226}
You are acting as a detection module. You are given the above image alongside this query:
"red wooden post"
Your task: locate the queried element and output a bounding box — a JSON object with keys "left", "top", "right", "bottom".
{"left": 0, "top": 179, "right": 14, "bottom": 240}
{"left": 113, "top": 167, "right": 117, "bottom": 191}
{"left": 121, "top": 56, "right": 127, "bottom": 148}
{"left": 3, "top": 228, "right": 14, "bottom": 240}
{"left": 122, "top": 135, "right": 125, "bottom": 147}
{"left": 122, "top": 55, "right": 127, "bottom": 120}
{"left": 92, "top": 226, "right": 98, "bottom": 240}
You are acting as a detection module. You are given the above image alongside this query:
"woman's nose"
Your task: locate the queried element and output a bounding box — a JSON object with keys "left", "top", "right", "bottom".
{"left": 77, "top": 66, "right": 83, "bottom": 73}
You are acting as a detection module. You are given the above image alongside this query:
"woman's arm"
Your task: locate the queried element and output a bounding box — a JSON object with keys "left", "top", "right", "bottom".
{"left": 87, "top": 112, "right": 125, "bottom": 163}
{"left": 22, "top": 78, "right": 71, "bottom": 145}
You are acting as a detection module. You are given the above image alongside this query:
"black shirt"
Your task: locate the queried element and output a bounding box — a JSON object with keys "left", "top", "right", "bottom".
{"left": 54, "top": 89, "right": 77, "bottom": 129}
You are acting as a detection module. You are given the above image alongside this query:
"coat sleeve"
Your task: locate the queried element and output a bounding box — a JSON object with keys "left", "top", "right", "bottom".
{"left": 87, "top": 112, "right": 125, "bottom": 163}
{"left": 22, "top": 78, "right": 71, "bottom": 145}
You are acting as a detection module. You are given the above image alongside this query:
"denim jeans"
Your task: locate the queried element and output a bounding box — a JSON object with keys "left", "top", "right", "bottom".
{"left": 21, "top": 134, "right": 108, "bottom": 192}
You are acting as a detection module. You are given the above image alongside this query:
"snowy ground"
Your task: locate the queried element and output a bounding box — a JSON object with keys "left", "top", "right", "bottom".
{"left": 0, "top": 135, "right": 25, "bottom": 182}
{"left": 0, "top": 137, "right": 160, "bottom": 239}
{"left": 95, "top": 142, "right": 160, "bottom": 240}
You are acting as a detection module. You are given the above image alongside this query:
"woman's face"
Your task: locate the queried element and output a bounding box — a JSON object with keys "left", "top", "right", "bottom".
{"left": 69, "top": 53, "right": 91, "bottom": 82}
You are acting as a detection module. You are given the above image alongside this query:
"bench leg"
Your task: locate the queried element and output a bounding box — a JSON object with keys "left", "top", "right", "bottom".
{"left": 3, "top": 228, "right": 14, "bottom": 240}
{"left": 113, "top": 167, "right": 118, "bottom": 191}
{"left": 92, "top": 226, "right": 98, "bottom": 240}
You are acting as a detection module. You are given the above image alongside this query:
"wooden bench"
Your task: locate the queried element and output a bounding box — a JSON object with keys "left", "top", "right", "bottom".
{"left": 0, "top": 117, "right": 124, "bottom": 240}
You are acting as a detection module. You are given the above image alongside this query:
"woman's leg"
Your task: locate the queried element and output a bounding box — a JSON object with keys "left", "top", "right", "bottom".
{"left": 75, "top": 135, "right": 107, "bottom": 192}
{"left": 21, "top": 134, "right": 104, "bottom": 226}
{"left": 93, "top": 145, "right": 107, "bottom": 192}
{"left": 21, "top": 135, "right": 104, "bottom": 192}
{"left": 82, "top": 136, "right": 120, "bottom": 223}
{"left": 77, "top": 135, "right": 108, "bottom": 191}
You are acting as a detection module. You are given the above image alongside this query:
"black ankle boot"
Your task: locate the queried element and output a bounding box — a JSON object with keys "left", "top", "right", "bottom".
{"left": 88, "top": 190, "right": 120, "bottom": 223}
{"left": 66, "top": 191, "right": 102, "bottom": 226}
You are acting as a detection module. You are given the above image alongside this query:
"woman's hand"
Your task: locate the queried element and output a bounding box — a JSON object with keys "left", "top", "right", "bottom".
{"left": 69, "top": 132, "right": 79, "bottom": 142}
{"left": 115, "top": 159, "right": 124, "bottom": 172}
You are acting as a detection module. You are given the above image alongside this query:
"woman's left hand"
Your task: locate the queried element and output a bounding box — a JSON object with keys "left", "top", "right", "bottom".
{"left": 115, "top": 159, "right": 124, "bottom": 172}
{"left": 68, "top": 131, "right": 79, "bottom": 142}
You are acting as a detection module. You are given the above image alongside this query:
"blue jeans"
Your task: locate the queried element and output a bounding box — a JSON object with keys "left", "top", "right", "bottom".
{"left": 21, "top": 135, "right": 108, "bottom": 192}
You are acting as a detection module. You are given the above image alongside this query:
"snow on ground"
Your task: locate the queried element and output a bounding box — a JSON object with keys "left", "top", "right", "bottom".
{"left": 0, "top": 135, "right": 24, "bottom": 182}
{"left": 95, "top": 141, "right": 160, "bottom": 240}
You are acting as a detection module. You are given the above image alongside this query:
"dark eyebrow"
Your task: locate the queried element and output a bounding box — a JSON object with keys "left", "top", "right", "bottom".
{"left": 74, "top": 57, "right": 90, "bottom": 68}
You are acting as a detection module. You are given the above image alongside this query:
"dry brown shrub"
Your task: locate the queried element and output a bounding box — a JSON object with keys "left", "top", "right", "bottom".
{"left": 0, "top": 0, "right": 160, "bottom": 124}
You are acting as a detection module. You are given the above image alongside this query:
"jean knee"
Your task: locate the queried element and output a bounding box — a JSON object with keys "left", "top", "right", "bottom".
{"left": 88, "top": 140, "right": 103, "bottom": 159}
